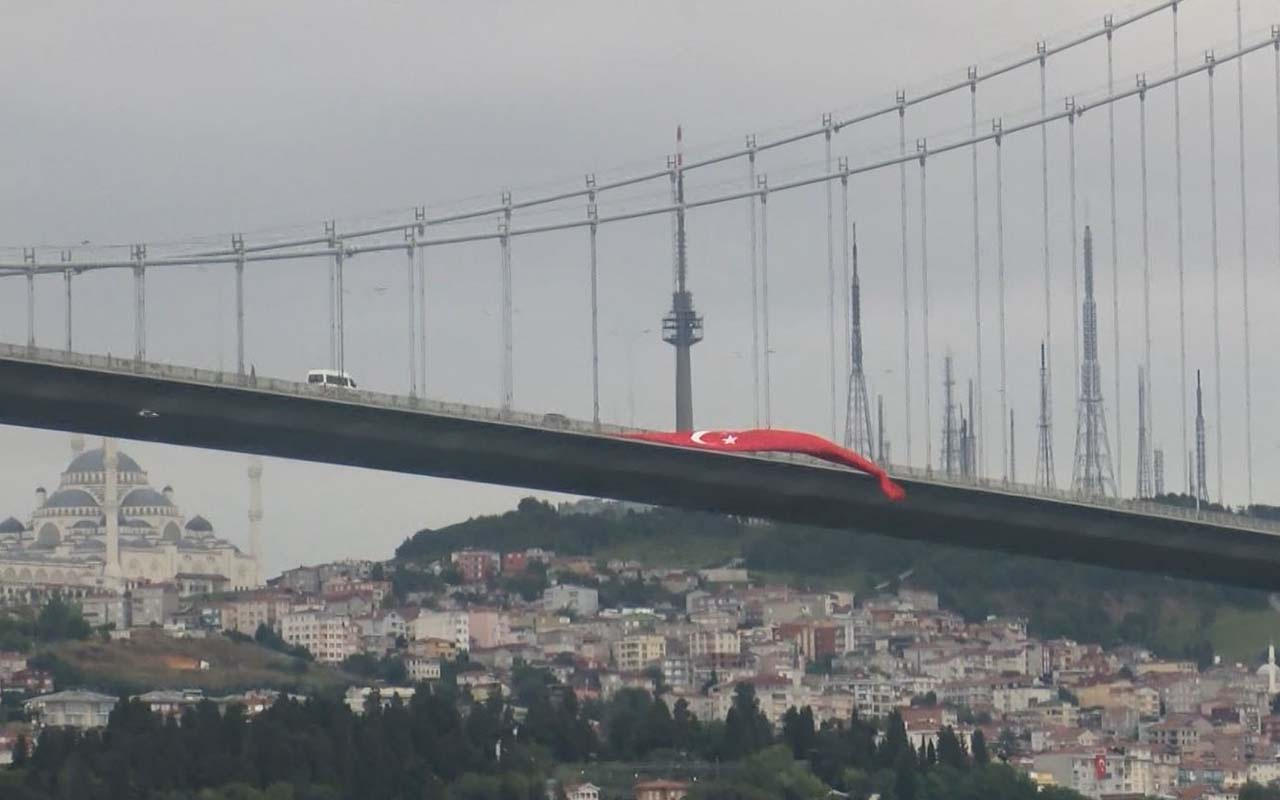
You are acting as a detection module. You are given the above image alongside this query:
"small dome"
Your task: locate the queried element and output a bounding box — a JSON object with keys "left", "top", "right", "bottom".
{"left": 0, "top": 517, "right": 24, "bottom": 534}
{"left": 70, "top": 520, "right": 98, "bottom": 530}
{"left": 43, "top": 489, "right": 100, "bottom": 509}
{"left": 66, "top": 448, "right": 143, "bottom": 474}
{"left": 184, "top": 515, "right": 214, "bottom": 533}
{"left": 121, "top": 487, "right": 173, "bottom": 508}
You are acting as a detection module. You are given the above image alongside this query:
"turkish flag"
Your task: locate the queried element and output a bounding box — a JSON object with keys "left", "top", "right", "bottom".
{"left": 622, "top": 428, "right": 906, "bottom": 502}
{"left": 1093, "top": 753, "right": 1107, "bottom": 780}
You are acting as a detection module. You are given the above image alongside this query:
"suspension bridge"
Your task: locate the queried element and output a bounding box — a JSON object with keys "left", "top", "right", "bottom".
{"left": 1, "top": 0, "right": 1278, "bottom": 581}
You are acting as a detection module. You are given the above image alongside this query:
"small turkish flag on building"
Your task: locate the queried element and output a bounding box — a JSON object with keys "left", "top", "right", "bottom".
{"left": 1093, "top": 753, "right": 1108, "bottom": 781}
{"left": 622, "top": 428, "right": 906, "bottom": 502}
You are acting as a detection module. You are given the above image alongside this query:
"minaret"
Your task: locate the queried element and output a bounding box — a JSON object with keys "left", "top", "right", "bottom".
{"left": 102, "top": 438, "right": 122, "bottom": 583}
{"left": 1269, "top": 643, "right": 1276, "bottom": 696}
{"left": 1071, "top": 226, "right": 1117, "bottom": 497}
{"left": 248, "top": 456, "right": 264, "bottom": 586}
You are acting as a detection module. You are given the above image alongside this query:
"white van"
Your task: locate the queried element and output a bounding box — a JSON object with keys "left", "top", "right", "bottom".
{"left": 306, "top": 369, "right": 358, "bottom": 390}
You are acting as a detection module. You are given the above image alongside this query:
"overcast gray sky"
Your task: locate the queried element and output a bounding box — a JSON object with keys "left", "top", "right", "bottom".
{"left": 0, "top": 0, "right": 1275, "bottom": 574}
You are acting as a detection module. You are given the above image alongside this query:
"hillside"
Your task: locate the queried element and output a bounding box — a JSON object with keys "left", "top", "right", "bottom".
{"left": 397, "top": 498, "right": 1277, "bottom": 664}
{"left": 32, "top": 628, "right": 351, "bottom": 696}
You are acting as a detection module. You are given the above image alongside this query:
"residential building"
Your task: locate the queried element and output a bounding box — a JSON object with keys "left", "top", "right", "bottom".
{"left": 280, "top": 610, "right": 359, "bottom": 663}
{"left": 614, "top": 635, "right": 667, "bottom": 672}
{"left": 406, "top": 657, "right": 442, "bottom": 682}
{"left": 345, "top": 686, "right": 416, "bottom": 714}
{"left": 634, "top": 780, "right": 689, "bottom": 800}
{"left": 128, "top": 583, "right": 178, "bottom": 627}
{"left": 468, "top": 608, "right": 511, "bottom": 649}
{"left": 543, "top": 584, "right": 599, "bottom": 617}
{"left": 565, "top": 783, "right": 601, "bottom": 800}
{"left": 451, "top": 549, "right": 500, "bottom": 583}
{"left": 410, "top": 610, "right": 470, "bottom": 652}
{"left": 25, "top": 690, "right": 117, "bottom": 730}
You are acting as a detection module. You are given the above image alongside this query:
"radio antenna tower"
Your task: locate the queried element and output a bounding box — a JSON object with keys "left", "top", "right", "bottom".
{"left": 1195, "top": 369, "right": 1208, "bottom": 503}
{"left": 1153, "top": 448, "right": 1165, "bottom": 496}
{"left": 845, "top": 223, "right": 873, "bottom": 455}
{"left": 1071, "top": 225, "right": 1117, "bottom": 497}
{"left": 1136, "top": 367, "right": 1153, "bottom": 498}
{"left": 942, "top": 354, "right": 958, "bottom": 475}
{"left": 662, "top": 125, "right": 704, "bottom": 431}
{"left": 1035, "top": 343, "right": 1055, "bottom": 489}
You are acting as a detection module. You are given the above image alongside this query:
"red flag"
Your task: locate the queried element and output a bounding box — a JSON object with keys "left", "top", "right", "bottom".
{"left": 1093, "top": 752, "right": 1107, "bottom": 780}
{"left": 622, "top": 428, "right": 906, "bottom": 502}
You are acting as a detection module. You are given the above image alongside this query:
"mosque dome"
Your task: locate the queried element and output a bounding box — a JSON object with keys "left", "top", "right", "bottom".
{"left": 120, "top": 487, "right": 173, "bottom": 509}
{"left": 65, "top": 448, "right": 143, "bottom": 475}
{"left": 0, "top": 517, "right": 24, "bottom": 534}
{"left": 184, "top": 515, "right": 214, "bottom": 533}
{"left": 43, "top": 488, "right": 100, "bottom": 510}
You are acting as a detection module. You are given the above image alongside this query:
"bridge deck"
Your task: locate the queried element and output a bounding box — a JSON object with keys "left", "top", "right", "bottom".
{"left": 0, "top": 343, "right": 1277, "bottom": 590}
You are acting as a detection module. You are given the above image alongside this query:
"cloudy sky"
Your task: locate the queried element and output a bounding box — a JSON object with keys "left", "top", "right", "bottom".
{"left": 0, "top": 0, "right": 1275, "bottom": 573}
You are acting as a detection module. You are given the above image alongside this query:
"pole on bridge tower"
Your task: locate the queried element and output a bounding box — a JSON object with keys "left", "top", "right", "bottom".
{"left": 500, "top": 192, "right": 513, "bottom": 414}
{"left": 994, "top": 118, "right": 1009, "bottom": 484}
{"left": 587, "top": 174, "right": 600, "bottom": 430}
{"left": 325, "top": 222, "right": 346, "bottom": 378}
{"left": 1235, "top": 0, "right": 1255, "bottom": 506}
{"left": 1038, "top": 39, "right": 1054, "bottom": 486}
{"left": 131, "top": 244, "right": 147, "bottom": 362}
{"left": 405, "top": 219, "right": 419, "bottom": 398}
{"left": 1067, "top": 97, "right": 1080, "bottom": 405}
{"left": 897, "top": 90, "right": 912, "bottom": 468}
{"left": 325, "top": 221, "right": 337, "bottom": 370}
{"left": 1174, "top": 0, "right": 1190, "bottom": 499}
{"left": 414, "top": 204, "right": 424, "bottom": 394}
{"left": 747, "top": 135, "right": 761, "bottom": 429}
{"left": 1138, "top": 74, "right": 1154, "bottom": 501}
{"left": 1206, "top": 51, "right": 1225, "bottom": 506}
{"left": 61, "top": 250, "right": 72, "bottom": 353}
{"left": 663, "top": 127, "right": 703, "bottom": 433}
{"left": 758, "top": 174, "right": 772, "bottom": 428}
{"left": 23, "top": 248, "right": 35, "bottom": 350}
{"left": 918, "top": 138, "right": 932, "bottom": 475}
{"left": 233, "top": 234, "right": 245, "bottom": 377}
{"left": 824, "top": 113, "right": 837, "bottom": 442}
{"left": 968, "top": 65, "right": 984, "bottom": 479}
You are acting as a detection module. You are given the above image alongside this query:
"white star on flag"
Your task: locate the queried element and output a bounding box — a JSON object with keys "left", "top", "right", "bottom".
{"left": 722, "top": 435, "right": 738, "bottom": 445}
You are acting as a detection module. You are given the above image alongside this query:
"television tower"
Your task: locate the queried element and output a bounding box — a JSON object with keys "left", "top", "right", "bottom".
{"left": 1071, "top": 226, "right": 1116, "bottom": 498}
{"left": 1136, "top": 367, "right": 1153, "bottom": 498}
{"left": 1035, "top": 343, "right": 1055, "bottom": 489}
{"left": 662, "top": 125, "right": 703, "bottom": 432}
{"left": 1195, "top": 369, "right": 1208, "bottom": 503}
{"left": 844, "top": 223, "right": 873, "bottom": 455}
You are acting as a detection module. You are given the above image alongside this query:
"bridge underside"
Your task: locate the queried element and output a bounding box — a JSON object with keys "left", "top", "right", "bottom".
{"left": 0, "top": 356, "right": 1277, "bottom": 590}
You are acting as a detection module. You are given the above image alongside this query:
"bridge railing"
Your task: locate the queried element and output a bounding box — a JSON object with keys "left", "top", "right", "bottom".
{"left": 3, "top": 341, "right": 1276, "bottom": 537}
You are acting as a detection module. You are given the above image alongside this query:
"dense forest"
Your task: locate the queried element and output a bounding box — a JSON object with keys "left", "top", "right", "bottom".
{"left": 395, "top": 497, "right": 1269, "bottom": 662}
{"left": 2, "top": 664, "right": 1088, "bottom": 800}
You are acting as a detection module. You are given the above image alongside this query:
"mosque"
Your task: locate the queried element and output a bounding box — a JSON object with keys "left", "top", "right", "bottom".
{"left": 0, "top": 434, "right": 263, "bottom": 598}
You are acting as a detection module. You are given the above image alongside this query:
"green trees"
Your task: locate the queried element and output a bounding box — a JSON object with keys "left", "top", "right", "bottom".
{"left": 721, "top": 684, "right": 772, "bottom": 760}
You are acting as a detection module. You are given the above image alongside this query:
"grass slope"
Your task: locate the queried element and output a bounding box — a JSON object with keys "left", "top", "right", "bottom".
{"left": 39, "top": 629, "right": 351, "bottom": 696}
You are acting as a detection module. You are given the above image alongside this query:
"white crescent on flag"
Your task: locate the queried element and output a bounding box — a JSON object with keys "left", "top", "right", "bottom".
{"left": 689, "top": 430, "right": 711, "bottom": 444}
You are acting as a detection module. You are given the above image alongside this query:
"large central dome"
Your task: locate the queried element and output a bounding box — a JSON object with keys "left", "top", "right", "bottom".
{"left": 65, "top": 448, "right": 143, "bottom": 475}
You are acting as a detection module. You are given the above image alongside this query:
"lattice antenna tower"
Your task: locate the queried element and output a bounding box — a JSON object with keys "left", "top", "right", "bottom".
{"left": 1195, "top": 369, "right": 1208, "bottom": 503}
{"left": 845, "top": 222, "right": 873, "bottom": 455}
{"left": 942, "top": 354, "right": 958, "bottom": 475}
{"left": 1137, "top": 367, "right": 1153, "bottom": 498}
{"left": 1071, "top": 225, "right": 1116, "bottom": 497}
{"left": 1035, "top": 343, "right": 1055, "bottom": 489}
{"left": 1153, "top": 448, "right": 1165, "bottom": 496}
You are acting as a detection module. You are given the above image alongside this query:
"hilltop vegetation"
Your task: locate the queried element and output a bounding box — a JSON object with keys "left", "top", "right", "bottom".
{"left": 31, "top": 628, "right": 350, "bottom": 697}
{"left": 397, "top": 498, "right": 1274, "bottom": 663}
